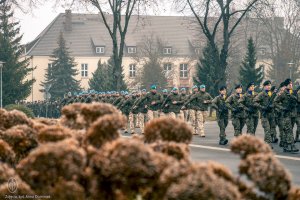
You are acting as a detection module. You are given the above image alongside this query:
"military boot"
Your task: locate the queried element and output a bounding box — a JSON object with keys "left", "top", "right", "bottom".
{"left": 271, "top": 135, "right": 278, "bottom": 143}
{"left": 283, "top": 143, "right": 299, "bottom": 153}
{"left": 279, "top": 140, "right": 284, "bottom": 147}
{"left": 295, "top": 133, "right": 300, "bottom": 143}
{"left": 219, "top": 138, "right": 228, "bottom": 145}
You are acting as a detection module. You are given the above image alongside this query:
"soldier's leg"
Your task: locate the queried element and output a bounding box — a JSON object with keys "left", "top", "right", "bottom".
{"left": 199, "top": 111, "right": 206, "bottom": 137}
{"left": 282, "top": 116, "right": 299, "bottom": 152}
{"left": 147, "top": 110, "right": 154, "bottom": 122}
{"left": 269, "top": 117, "right": 278, "bottom": 143}
{"left": 217, "top": 117, "right": 225, "bottom": 140}
{"left": 177, "top": 111, "right": 184, "bottom": 120}
{"left": 240, "top": 117, "right": 246, "bottom": 134}
{"left": 189, "top": 109, "right": 195, "bottom": 127}
{"left": 278, "top": 118, "right": 285, "bottom": 147}
{"left": 129, "top": 112, "right": 135, "bottom": 134}
{"left": 296, "top": 116, "right": 300, "bottom": 142}
{"left": 253, "top": 116, "right": 259, "bottom": 135}
{"left": 232, "top": 117, "right": 241, "bottom": 137}
{"left": 153, "top": 111, "right": 159, "bottom": 119}
{"left": 167, "top": 112, "right": 175, "bottom": 119}
{"left": 261, "top": 118, "right": 272, "bottom": 144}
{"left": 246, "top": 116, "right": 254, "bottom": 135}
{"left": 139, "top": 113, "right": 146, "bottom": 133}
{"left": 133, "top": 114, "right": 138, "bottom": 128}
{"left": 195, "top": 111, "right": 201, "bottom": 135}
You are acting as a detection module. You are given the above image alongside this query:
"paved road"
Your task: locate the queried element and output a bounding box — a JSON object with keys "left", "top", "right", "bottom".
{"left": 124, "top": 120, "right": 300, "bottom": 185}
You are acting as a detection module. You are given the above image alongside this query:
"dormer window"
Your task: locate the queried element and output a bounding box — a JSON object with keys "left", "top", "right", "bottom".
{"left": 163, "top": 47, "right": 172, "bottom": 55}
{"left": 128, "top": 46, "right": 137, "bottom": 54}
{"left": 195, "top": 48, "right": 201, "bottom": 55}
{"left": 95, "top": 46, "right": 105, "bottom": 54}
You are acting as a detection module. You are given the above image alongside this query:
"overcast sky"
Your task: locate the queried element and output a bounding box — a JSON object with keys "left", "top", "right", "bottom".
{"left": 14, "top": 1, "right": 180, "bottom": 44}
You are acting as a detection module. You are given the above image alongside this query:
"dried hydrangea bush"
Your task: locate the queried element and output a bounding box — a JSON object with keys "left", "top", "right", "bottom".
{"left": 0, "top": 105, "right": 298, "bottom": 200}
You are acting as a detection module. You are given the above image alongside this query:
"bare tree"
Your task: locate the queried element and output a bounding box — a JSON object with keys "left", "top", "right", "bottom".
{"left": 253, "top": 0, "right": 300, "bottom": 84}
{"left": 174, "top": 0, "right": 260, "bottom": 89}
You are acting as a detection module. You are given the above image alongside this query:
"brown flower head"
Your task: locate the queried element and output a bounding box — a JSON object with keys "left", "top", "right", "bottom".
{"left": 144, "top": 117, "right": 192, "bottom": 144}
{"left": 85, "top": 113, "right": 125, "bottom": 148}
{"left": 230, "top": 135, "right": 272, "bottom": 159}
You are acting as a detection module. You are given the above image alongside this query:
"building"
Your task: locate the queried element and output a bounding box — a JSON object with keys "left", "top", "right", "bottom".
{"left": 25, "top": 10, "right": 271, "bottom": 101}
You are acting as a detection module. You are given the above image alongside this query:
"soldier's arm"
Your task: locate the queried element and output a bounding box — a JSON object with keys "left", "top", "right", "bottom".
{"left": 253, "top": 93, "right": 264, "bottom": 109}
{"left": 183, "top": 93, "right": 197, "bottom": 106}
{"left": 238, "top": 95, "right": 249, "bottom": 110}
{"left": 211, "top": 96, "right": 219, "bottom": 110}
{"left": 273, "top": 94, "right": 284, "bottom": 110}
{"left": 225, "top": 96, "right": 233, "bottom": 110}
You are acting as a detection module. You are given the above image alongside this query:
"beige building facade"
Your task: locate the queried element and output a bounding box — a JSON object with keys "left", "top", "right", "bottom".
{"left": 25, "top": 10, "right": 272, "bottom": 101}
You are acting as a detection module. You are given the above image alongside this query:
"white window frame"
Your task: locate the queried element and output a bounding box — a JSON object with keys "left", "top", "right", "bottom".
{"left": 129, "top": 64, "right": 136, "bottom": 78}
{"left": 163, "top": 63, "right": 172, "bottom": 78}
{"left": 163, "top": 47, "right": 172, "bottom": 55}
{"left": 128, "top": 46, "right": 137, "bottom": 54}
{"left": 180, "top": 63, "right": 188, "bottom": 78}
{"left": 81, "top": 63, "right": 88, "bottom": 78}
{"left": 195, "top": 48, "right": 201, "bottom": 55}
{"left": 95, "top": 46, "right": 105, "bottom": 54}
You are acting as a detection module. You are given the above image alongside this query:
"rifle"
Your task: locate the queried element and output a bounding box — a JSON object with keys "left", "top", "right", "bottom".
{"left": 261, "top": 91, "right": 277, "bottom": 117}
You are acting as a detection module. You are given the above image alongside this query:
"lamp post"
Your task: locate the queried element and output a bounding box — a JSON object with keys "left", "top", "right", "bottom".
{"left": 0, "top": 61, "right": 5, "bottom": 108}
{"left": 287, "top": 62, "right": 294, "bottom": 79}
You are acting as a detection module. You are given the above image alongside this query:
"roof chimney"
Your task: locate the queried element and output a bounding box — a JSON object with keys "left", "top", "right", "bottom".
{"left": 64, "top": 10, "right": 72, "bottom": 31}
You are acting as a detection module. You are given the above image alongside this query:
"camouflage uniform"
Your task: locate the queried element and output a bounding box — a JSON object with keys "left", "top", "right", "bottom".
{"left": 133, "top": 94, "right": 148, "bottom": 132}
{"left": 160, "top": 93, "right": 170, "bottom": 117}
{"left": 274, "top": 89, "right": 297, "bottom": 150}
{"left": 180, "top": 92, "right": 189, "bottom": 122}
{"left": 239, "top": 91, "right": 259, "bottom": 135}
{"left": 212, "top": 94, "right": 229, "bottom": 142}
{"left": 162, "top": 91, "right": 184, "bottom": 119}
{"left": 226, "top": 93, "right": 245, "bottom": 137}
{"left": 254, "top": 90, "right": 276, "bottom": 144}
{"left": 119, "top": 96, "right": 135, "bottom": 133}
{"left": 296, "top": 90, "right": 300, "bottom": 142}
{"left": 141, "top": 92, "right": 162, "bottom": 121}
{"left": 184, "top": 91, "right": 212, "bottom": 136}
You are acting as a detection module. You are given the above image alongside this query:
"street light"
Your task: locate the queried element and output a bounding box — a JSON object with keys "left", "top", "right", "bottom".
{"left": 0, "top": 61, "right": 5, "bottom": 108}
{"left": 287, "top": 62, "right": 294, "bottom": 79}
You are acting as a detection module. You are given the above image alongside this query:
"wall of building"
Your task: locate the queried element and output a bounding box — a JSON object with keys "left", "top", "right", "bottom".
{"left": 25, "top": 55, "right": 197, "bottom": 101}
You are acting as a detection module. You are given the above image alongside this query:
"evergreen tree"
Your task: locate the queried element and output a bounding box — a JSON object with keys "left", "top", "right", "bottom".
{"left": 89, "top": 57, "right": 127, "bottom": 91}
{"left": 141, "top": 57, "right": 167, "bottom": 89}
{"left": 194, "top": 42, "right": 219, "bottom": 97}
{"left": 40, "top": 64, "right": 53, "bottom": 89}
{"left": 239, "top": 37, "right": 264, "bottom": 89}
{"left": 109, "top": 56, "right": 127, "bottom": 91}
{"left": 0, "top": 2, "right": 34, "bottom": 106}
{"left": 48, "top": 32, "right": 80, "bottom": 99}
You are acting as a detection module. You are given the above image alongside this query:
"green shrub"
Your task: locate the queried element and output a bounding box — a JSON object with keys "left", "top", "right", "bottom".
{"left": 4, "top": 104, "right": 35, "bottom": 118}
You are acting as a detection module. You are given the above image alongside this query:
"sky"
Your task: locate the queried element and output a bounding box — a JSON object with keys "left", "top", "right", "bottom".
{"left": 14, "top": 1, "right": 180, "bottom": 44}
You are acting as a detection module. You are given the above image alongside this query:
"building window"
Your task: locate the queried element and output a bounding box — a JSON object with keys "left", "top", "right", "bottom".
{"left": 129, "top": 64, "right": 136, "bottom": 78}
{"left": 163, "top": 47, "right": 172, "bottom": 55}
{"left": 95, "top": 46, "right": 105, "bottom": 54}
{"left": 128, "top": 47, "right": 137, "bottom": 54}
{"left": 163, "top": 63, "right": 172, "bottom": 78}
{"left": 81, "top": 64, "right": 88, "bottom": 77}
{"left": 180, "top": 63, "right": 188, "bottom": 78}
{"left": 195, "top": 48, "right": 201, "bottom": 55}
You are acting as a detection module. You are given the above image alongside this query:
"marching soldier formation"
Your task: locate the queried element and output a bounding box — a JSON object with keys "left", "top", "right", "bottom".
{"left": 29, "top": 78, "right": 299, "bottom": 154}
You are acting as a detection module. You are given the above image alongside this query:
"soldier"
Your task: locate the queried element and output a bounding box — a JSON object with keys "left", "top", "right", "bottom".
{"left": 276, "top": 82, "right": 286, "bottom": 147}
{"left": 274, "top": 79, "right": 299, "bottom": 153}
{"left": 296, "top": 86, "right": 300, "bottom": 143}
{"left": 187, "top": 85, "right": 199, "bottom": 129}
{"left": 142, "top": 85, "right": 162, "bottom": 121}
{"left": 133, "top": 89, "right": 148, "bottom": 133}
{"left": 162, "top": 87, "right": 184, "bottom": 119}
{"left": 212, "top": 86, "right": 229, "bottom": 145}
{"left": 180, "top": 88, "right": 189, "bottom": 122}
{"left": 254, "top": 80, "right": 276, "bottom": 148}
{"left": 128, "top": 91, "right": 139, "bottom": 134}
{"left": 226, "top": 84, "right": 245, "bottom": 137}
{"left": 183, "top": 84, "right": 212, "bottom": 137}
{"left": 239, "top": 82, "right": 259, "bottom": 135}
{"left": 160, "top": 89, "right": 170, "bottom": 117}
{"left": 119, "top": 92, "right": 135, "bottom": 134}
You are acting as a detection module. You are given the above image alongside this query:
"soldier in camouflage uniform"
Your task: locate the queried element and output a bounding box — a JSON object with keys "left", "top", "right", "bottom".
{"left": 183, "top": 84, "right": 212, "bottom": 137}
{"left": 133, "top": 89, "right": 148, "bottom": 133}
{"left": 180, "top": 88, "right": 189, "bottom": 122}
{"left": 296, "top": 86, "right": 300, "bottom": 143}
{"left": 187, "top": 85, "right": 199, "bottom": 129}
{"left": 276, "top": 82, "right": 286, "bottom": 147}
{"left": 226, "top": 84, "right": 245, "bottom": 137}
{"left": 119, "top": 92, "right": 135, "bottom": 134}
{"left": 239, "top": 82, "right": 259, "bottom": 135}
{"left": 160, "top": 89, "right": 170, "bottom": 117}
{"left": 212, "top": 86, "right": 229, "bottom": 145}
{"left": 254, "top": 80, "right": 276, "bottom": 147}
{"left": 142, "top": 85, "right": 162, "bottom": 121}
{"left": 162, "top": 87, "right": 184, "bottom": 119}
{"left": 274, "top": 79, "right": 299, "bottom": 153}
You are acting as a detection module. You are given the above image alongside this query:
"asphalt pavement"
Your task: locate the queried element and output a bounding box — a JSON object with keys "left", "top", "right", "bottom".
{"left": 123, "top": 120, "right": 300, "bottom": 185}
